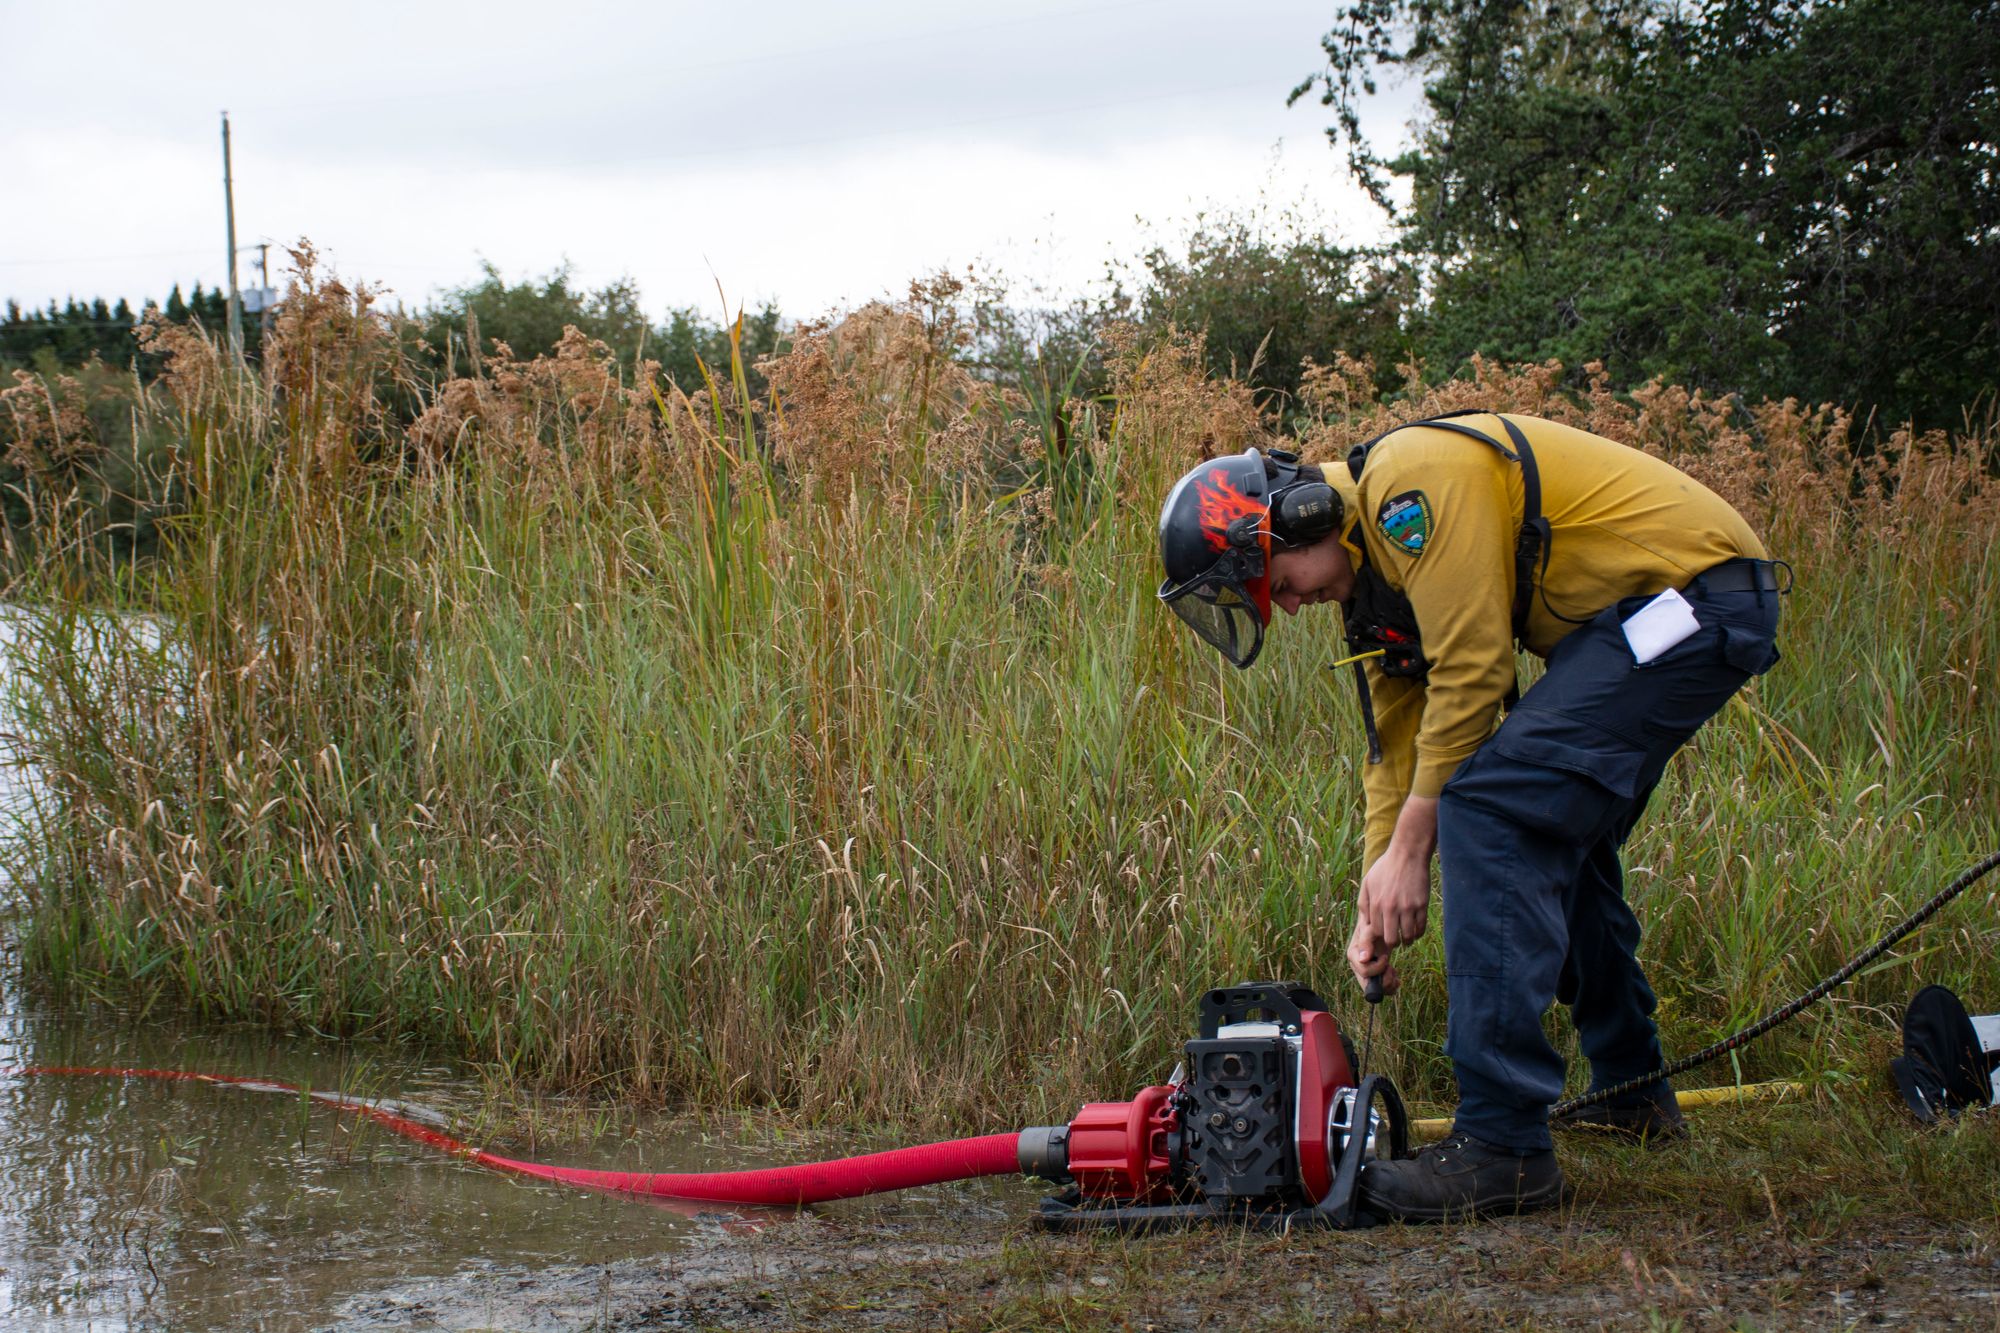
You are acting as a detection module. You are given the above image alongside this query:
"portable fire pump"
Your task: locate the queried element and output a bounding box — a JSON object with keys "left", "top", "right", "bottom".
{"left": 1017, "top": 979, "right": 1411, "bottom": 1231}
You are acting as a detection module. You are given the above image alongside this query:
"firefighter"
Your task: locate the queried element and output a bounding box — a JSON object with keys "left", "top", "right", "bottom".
{"left": 1155, "top": 412, "right": 1782, "bottom": 1221}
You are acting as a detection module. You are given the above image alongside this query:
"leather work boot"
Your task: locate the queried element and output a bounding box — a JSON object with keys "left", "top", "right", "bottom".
{"left": 1358, "top": 1133, "right": 1564, "bottom": 1223}
{"left": 1552, "top": 1089, "right": 1689, "bottom": 1145}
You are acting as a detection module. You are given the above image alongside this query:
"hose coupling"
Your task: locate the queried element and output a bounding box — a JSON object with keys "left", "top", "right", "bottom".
{"left": 1016, "top": 1125, "right": 1071, "bottom": 1183}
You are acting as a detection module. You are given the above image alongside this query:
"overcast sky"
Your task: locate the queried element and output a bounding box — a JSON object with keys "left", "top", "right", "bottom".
{"left": 2, "top": 1, "right": 1418, "bottom": 322}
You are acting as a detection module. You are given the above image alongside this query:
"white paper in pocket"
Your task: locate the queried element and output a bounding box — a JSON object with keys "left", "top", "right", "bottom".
{"left": 1620, "top": 587, "right": 1701, "bottom": 664}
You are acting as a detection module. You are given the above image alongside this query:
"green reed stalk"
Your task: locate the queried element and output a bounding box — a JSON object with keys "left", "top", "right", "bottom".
{"left": 3, "top": 301, "right": 1995, "bottom": 1132}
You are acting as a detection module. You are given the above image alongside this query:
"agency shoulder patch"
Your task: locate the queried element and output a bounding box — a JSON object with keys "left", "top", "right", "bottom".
{"left": 1377, "top": 490, "right": 1433, "bottom": 556}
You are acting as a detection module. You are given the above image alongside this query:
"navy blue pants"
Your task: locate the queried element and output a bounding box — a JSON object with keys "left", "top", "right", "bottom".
{"left": 1436, "top": 565, "right": 1782, "bottom": 1152}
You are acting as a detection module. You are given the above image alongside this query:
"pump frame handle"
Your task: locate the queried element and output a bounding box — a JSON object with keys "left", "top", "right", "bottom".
{"left": 1313, "top": 1073, "right": 1410, "bottom": 1229}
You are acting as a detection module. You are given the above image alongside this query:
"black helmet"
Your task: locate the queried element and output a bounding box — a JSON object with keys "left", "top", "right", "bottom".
{"left": 1157, "top": 449, "right": 1283, "bottom": 668}
{"left": 1159, "top": 447, "right": 1348, "bottom": 667}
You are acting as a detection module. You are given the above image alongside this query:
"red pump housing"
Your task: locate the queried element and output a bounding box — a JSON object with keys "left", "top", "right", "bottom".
{"left": 1028, "top": 983, "right": 1362, "bottom": 1210}
{"left": 1066, "top": 1084, "right": 1177, "bottom": 1201}
{"left": 1293, "top": 1007, "right": 1357, "bottom": 1202}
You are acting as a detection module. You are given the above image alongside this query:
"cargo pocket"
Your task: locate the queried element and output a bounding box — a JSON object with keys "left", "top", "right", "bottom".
{"left": 1442, "top": 707, "right": 1649, "bottom": 844}
{"left": 1720, "top": 624, "right": 1780, "bottom": 676}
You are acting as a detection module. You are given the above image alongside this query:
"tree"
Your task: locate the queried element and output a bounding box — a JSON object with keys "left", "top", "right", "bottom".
{"left": 1, "top": 282, "right": 259, "bottom": 374}
{"left": 107, "top": 299, "right": 137, "bottom": 366}
{"left": 1133, "top": 210, "right": 1414, "bottom": 408}
{"left": 416, "top": 262, "right": 653, "bottom": 376}
{"left": 655, "top": 301, "right": 783, "bottom": 397}
{"left": 412, "top": 262, "right": 784, "bottom": 399}
{"left": 1292, "top": 0, "right": 2000, "bottom": 426}
{"left": 190, "top": 285, "right": 228, "bottom": 329}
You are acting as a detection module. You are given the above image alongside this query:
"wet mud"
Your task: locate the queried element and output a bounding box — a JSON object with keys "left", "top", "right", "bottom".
{"left": 331, "top": 1205, "right": 2000, "bottom": 1332}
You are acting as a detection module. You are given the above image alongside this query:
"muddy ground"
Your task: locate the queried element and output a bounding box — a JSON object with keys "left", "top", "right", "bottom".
{"left": 338, "top": 1211, "right": 2000, "bottom": 1331}
{"left": 339, "top": 1109, "right": 2000, "bottom": 1333}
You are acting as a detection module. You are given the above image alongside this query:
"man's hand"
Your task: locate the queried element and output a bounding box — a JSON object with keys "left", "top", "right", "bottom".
{"left": 1350, "top": 793, "right": 1436, "bottom": 996}
{"left": 1360, "top": 794, "right": 1438, "bottom": 947}
{"left": 1359, "top": 845, "right": 1432, "bottom": 947}
{"left": 1347, "top": 916, "right": 1401, "bottom": 996}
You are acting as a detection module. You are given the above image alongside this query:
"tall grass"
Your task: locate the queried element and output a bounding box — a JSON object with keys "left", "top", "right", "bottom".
{"left": 3, "top": 257, "right": 1996, "bottom": 1131}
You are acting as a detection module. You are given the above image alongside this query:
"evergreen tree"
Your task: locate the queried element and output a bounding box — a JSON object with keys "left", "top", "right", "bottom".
{"left": 58, "top": 298, "right": 92, "bottom": 364}
{"left": 108, "top": 298, "right": 137, "bottom": 364}
{"left": 1, "top": 300, "right": 27, "bottom": 366}
{"left": 2, "top": 281, "right": 222, "bottom": 372}
{"left": 191, "top": 285, "right": 225, "bottom": 328}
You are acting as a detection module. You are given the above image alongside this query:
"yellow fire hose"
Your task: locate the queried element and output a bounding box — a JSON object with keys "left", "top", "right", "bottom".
{"left": 1409, "top": 1079, "right": 1806, "bottom": 1139}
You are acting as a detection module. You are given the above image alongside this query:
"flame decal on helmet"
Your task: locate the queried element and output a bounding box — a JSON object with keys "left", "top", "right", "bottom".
{"left": 1196, "top": 472, "right": 1266, "bottom": 552}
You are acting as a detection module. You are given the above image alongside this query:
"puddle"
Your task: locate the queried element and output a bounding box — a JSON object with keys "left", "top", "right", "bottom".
{"left": 0, "top": 610, "right": 1037, "bottom": 1329}
{"left": 0, "top": 988, "right": 1039, "bottom": 1333}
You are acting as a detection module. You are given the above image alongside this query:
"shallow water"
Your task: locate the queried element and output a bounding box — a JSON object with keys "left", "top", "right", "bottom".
{"left": 0, "top": 610, "right": 33, "bottom": 841}
{"left": 0, "top": 610, "right": 1033, "bottom": 1330}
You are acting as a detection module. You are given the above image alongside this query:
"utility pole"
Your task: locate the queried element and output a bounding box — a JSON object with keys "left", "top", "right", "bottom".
{"left": 256, "top": 241, "right": 272, "bottom": 339}
{"left": 221, "top": 111, "right": 243, "bottom": 361}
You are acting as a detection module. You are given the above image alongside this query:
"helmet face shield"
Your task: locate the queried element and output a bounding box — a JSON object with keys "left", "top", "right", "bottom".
{"left": 1157, "top": 449, "right": 1282, "bottom": 668}
{"left": 1158, "top": 548, "right": 1270, "bottom": 668}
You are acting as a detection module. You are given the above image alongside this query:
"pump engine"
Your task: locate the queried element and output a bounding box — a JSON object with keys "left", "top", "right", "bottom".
{"left": 1018, "top": 980, "right": 1411, "bottom": 1231}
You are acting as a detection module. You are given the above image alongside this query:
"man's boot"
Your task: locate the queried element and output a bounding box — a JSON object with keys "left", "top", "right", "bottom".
{"left": 1358, "top": 1133, "right": 1564, "bottom": 1223}
{"left": 1551, "top": 1085, "right": 1688, "bottom": 1144}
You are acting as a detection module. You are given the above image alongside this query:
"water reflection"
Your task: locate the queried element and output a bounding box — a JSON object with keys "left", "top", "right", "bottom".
{"left": 0, "top": 608, "right": 37, "bottom": 838}
{"left": 0, "top": 610, "right": 713, "bottom": 1329}
{"left": 0, "top": 611, "right": 1029, "bottom": 1329}
{"left": 0, "top": 978, "right": 797, "bottom": 1329}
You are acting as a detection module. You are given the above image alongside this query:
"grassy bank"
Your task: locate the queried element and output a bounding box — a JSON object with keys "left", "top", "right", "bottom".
{"left": 351, "top": 1099, "right": 2000, "bottom": 1329}
{"left": 2, "top": 261, "right": 1996, "bottom": 1131}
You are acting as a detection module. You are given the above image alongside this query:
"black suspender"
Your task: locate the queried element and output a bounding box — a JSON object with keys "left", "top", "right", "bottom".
{"left": 1338, "top": 411, "right": 1556, "bottom": 761}
{"left": 1347, "top": 409, "right": 1549, "bottom": 643}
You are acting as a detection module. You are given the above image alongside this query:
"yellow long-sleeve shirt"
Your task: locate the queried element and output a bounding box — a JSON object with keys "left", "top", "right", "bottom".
{"left": 1335, "top": 414, "right": 1766, "bottom": 868}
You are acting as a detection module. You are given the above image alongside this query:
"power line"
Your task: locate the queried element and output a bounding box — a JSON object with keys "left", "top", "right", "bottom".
{"left": 0, "top": 249, "right": 213, "bottom": 270}
{"left": 0, "top": 319, "right": 150, "bottom": 328}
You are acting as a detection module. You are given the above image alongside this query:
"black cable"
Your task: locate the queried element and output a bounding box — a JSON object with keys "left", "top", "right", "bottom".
{"left": 1550, "top": 848, "right": 2000, "bottom": 1118}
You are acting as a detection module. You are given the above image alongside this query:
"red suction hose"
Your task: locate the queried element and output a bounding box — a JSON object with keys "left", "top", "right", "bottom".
{"left": 9, "top": 1066, "right": 1025, "bottom": 1206}
{"left": 489, "top": 1133, "right": 1023, "bottom": 1204}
